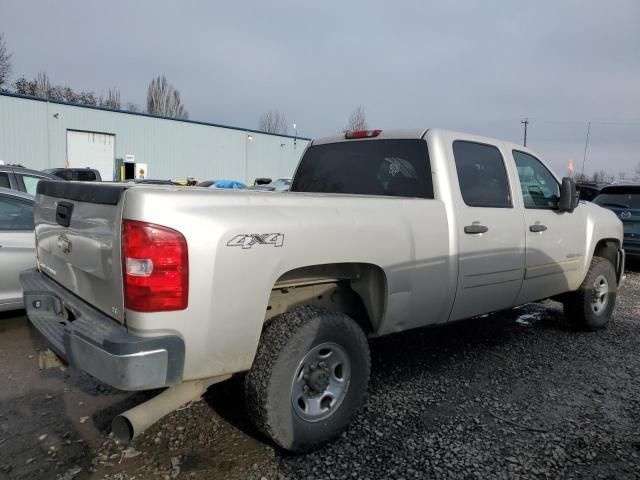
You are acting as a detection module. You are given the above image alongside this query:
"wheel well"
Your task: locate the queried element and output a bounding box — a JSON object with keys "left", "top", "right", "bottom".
{"left": 593, "top": 238, "right": 620, "bottom": 268}
{"left": 266, "top": 263, "right": 387, "bottom": 334}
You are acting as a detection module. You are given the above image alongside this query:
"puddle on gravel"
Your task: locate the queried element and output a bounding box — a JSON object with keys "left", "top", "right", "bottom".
{"left": 515, "top": 312, "right": 543, "bottom": 327}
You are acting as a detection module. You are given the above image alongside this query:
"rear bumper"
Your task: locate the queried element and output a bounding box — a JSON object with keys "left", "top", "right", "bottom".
{"left": 20, "top": 268, "right": 184, "bottom": 391}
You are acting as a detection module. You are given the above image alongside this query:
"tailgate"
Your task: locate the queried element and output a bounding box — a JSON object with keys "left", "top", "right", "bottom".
{"left": 34, "top": 181, "right": 130, "bottom": 323}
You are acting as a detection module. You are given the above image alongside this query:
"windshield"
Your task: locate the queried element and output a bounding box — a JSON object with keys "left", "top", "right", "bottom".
{"left": 594, "top": 187, "right": 640, "bottom": 209}
{"left": 291, "top": 139, "right": 433, "bottom": 198}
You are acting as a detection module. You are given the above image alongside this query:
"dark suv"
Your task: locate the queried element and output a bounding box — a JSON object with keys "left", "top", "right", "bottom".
{"left": 0, "top": 164, "right": 60, "bottom": 195}
{"left": 594, "top": 184, "right": 640, "bottom": 256}
{"left": 43, "top": 167, "right": 102, "bottom": 181}
{"left": 576, "top": 181, "right": 608, "bottom": 202}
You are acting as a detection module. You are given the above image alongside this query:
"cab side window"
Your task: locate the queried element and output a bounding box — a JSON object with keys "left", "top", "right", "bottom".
{"left": 453, "top": 141, "right": 512, "bottom": 208}
{"left": 513, "top": 150, "right": 560, "bottom": 209}
{"left": 19, "top": 174, "right": 45, "bottom": 195}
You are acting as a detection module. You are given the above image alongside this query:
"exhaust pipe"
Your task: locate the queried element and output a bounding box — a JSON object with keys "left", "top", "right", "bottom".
{"left": 112, "top": 374, "right": 231, "bottom": 442}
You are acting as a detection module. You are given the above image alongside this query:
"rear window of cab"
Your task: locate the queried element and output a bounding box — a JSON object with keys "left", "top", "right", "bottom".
{"left": 291, "top": 139, "right": 433, "bottom": 199}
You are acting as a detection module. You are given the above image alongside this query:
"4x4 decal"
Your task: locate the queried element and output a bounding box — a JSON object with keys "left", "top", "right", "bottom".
{"left": 227, "top": 233, "right": 284, "bottom": 249}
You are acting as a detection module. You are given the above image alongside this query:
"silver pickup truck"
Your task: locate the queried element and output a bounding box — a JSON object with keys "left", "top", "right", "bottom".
{"left": 21, "top": 128, "right": 624, "bottom": 452}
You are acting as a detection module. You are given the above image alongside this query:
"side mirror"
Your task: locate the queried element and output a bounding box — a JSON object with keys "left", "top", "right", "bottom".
{"left": 558, "top": 177, "right": 579, "bottom": 212}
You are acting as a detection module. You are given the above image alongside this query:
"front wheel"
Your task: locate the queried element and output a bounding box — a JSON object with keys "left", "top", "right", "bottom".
{"left": 245, "top": 306, "right": 370, "bottom": 452}
{"left": 563, "top": 256, "right": 617, "bottom": 331}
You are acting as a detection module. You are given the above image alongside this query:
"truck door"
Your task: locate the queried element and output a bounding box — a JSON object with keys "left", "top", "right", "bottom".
{"left": 511, "top": 150, "right": 586, "bottom": 303}
{"left": 449, "top": 140, "right": 526, "bottom": 321}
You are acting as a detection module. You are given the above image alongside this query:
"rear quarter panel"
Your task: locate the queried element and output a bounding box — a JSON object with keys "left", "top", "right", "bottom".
{"left": 122, "top": 187, "right": 451, "bottom": 380}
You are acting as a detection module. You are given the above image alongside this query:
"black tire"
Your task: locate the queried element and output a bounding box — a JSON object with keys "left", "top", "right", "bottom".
{"left": 563, "top": 256, "right": 617, "bottom": 331}
{"left": 245, "top": 306, "right": 370, "bottom": 452}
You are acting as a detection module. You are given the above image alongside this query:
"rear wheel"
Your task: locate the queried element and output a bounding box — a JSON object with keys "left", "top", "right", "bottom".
{"left": 245, "top": 306, "right": 370, "bottom": 452}
{"left": 563, "top": 256, "right": 617, "bottom": 331}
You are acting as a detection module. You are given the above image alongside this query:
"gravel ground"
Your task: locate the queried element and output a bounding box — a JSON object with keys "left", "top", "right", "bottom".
{"left": 1, "top": 263, "right": 639, "bottom": 479}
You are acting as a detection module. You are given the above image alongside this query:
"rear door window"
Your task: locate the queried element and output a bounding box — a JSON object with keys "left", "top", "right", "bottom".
{"left": 0, "top": 196, "right": 34, "bottom": 230}
{"left": 453, "top": 141, "right": 512, "bottom": 208}
{"left": 291, "top": 139, "right": 433, "bottom": 198}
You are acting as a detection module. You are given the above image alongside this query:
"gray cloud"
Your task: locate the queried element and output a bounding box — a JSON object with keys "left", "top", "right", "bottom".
{"left": 1, "top": 0, "right": 638, "bottom": 175}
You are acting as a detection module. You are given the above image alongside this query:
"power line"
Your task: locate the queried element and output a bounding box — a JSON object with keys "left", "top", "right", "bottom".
{"left": 528, "top": 119, "right": 640, "bottom": 126}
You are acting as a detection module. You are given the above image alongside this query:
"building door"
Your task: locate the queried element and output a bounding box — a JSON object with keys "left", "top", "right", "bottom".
{"left": 66, "top": 130, "right": 115, "bottom": 181}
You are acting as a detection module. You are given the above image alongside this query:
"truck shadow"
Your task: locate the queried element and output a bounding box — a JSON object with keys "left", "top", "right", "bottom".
{"left": 204, "top": 300, "right": 571, "bottom": 449}
{"left": 0, "top": 388, "right": 98, "bottom": 479}
{"left": 624, "top": 256, "right": 640, "bottom": 273}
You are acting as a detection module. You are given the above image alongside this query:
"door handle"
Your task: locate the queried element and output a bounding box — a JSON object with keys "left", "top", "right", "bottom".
{"left": 529, "top": 224, "right": 547, "bottom": 233}
{"left": 464, "top": 224, "right": 489, "bottom": 234}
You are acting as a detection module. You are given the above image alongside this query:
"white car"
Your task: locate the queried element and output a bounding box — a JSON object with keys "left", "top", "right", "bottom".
{"left": 270, "top": 177, "right": 292, "bottom": 191}
{"left": 250, "top": 177, "right": 292, "bottom": 191}
{"left": 0, "top": 188, "right": 35, "bottom": 311}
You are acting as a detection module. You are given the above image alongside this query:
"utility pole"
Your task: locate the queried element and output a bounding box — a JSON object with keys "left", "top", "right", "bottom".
{"left": 293, "top": 123, "right": 298, "bottom": 149}
{"left": 580, "top": 121, "right": 591, "bottom": 176}
{"left": 521, "top": 118, "right": 529, "bottom": 146}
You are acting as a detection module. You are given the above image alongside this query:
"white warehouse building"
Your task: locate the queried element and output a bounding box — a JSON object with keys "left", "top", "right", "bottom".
{"left": 0, "top": 92, "right": 310, "bottom": 183}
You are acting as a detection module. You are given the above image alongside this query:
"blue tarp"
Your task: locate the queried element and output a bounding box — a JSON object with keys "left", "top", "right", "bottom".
{"left": 210, "top": 180, "right": 247, "bottom": 189}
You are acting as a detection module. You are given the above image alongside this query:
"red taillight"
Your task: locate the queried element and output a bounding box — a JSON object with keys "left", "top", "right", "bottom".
{"left": 122, "top": 219, "right": 188, "bottom": 312}
{"left": 345, "top": 129, "right": 382, "bottom": 139}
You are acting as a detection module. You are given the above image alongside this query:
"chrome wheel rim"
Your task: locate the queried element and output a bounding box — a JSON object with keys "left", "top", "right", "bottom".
{"left": 291, "top": 342, "right": 351, "bottom": 422}
{"left": 591, "top": 274, "right": 609, "bottom": 315}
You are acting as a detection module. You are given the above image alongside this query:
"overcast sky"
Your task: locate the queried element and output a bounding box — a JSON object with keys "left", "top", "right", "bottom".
{"left": 1, "top": 0, "right": 639, "bottom": 176}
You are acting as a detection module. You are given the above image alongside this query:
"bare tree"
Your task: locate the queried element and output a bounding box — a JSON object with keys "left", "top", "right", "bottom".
{"left": 13, "top": 72, "right": 52, "bottom": 98}
{"left": 125, "top": 102, "right": 140, "bottom": 113}
{"left": 32, "top": 71, "right": 52, "bottom": 98}
{"left": 146, "top": 75, "right": 189, "bottom": 119}
{"left": 13, "top": 75, "right": 37, "bottom": 95}
{"left": 100, "top": 88, "right": 121, "bottom": 109}
{"left": 259, "top": 109, "right": 288, "bottom": 134}
{"left": 618, "top": 171, "right": 627, "bottom": 181}
{"left": 344, "top": 106, "right": 368, "bottom": 132}
{"left": 12, "top": 72, "right": 123, "bottom": 108}
{"left": 0, "top": 34, "right": 11, "bottom": 91}
{"left": 592, "top": 169, "right": 611, "bottom": 183}
{"left": 13, "top": 71, "right": 53, "bottom": 98}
